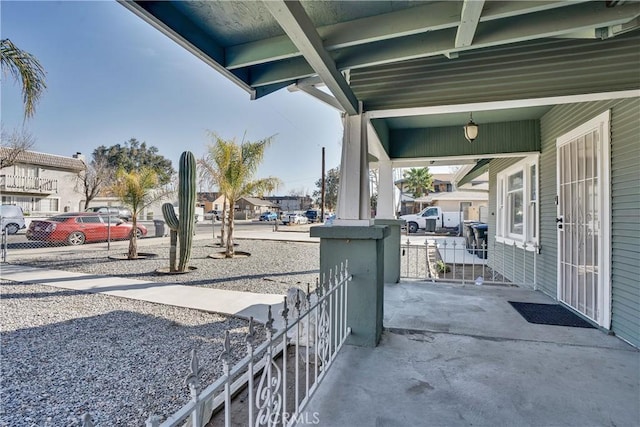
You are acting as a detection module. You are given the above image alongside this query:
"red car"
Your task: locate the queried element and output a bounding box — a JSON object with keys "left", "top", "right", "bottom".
{"left": 26, "top": 213, "right": 147, "bottom": 246}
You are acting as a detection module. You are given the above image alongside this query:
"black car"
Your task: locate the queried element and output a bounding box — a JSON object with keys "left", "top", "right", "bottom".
{"left": 305, "top": 209, "right": 319, "bottom": 223}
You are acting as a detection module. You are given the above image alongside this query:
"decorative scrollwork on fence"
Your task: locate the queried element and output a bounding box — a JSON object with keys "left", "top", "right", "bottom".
{"left": 77, "top": 261, "right": 352, "bottom": 427}
{"left": 316, "top": 272, "right": 331, "bottom": 370}
{"left": 255, "top": 306, "right": 283, "bottom": 426}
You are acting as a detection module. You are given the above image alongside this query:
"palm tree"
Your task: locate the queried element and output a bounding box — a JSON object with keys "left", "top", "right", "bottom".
{"left": 110, "top": 168, "right": 160, "bottom": 259}
{"left": 200, "top": 133, "right": 281, "bottom": 257}
{"left": 403, "top": 167, "right": 434, "bottom": 199}
{"left": 1, "top": 39, "right": 47, "bottom": 119}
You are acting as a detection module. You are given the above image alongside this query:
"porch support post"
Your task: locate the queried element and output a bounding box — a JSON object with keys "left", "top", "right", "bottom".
{"left": 335, "top": 108, "right": 371, "bottom": 225}
{"left": 375, "top": 160, "right": 394, "bottom": 219}
{"left": 311, "top": 225, "right": 389, "bottom": 347}
{"left": 375, "top": 160, "right": 403, "bottom": 284}
{"left": 312, "top": 107, "right": 388, "bottom": 347}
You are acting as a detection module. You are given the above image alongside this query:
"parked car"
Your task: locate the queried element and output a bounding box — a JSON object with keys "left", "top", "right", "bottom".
{"left": 26, "top": 213, "right": 147, "bottom": 246}
{"left": 289, "top": 213, "right": 309, "bottom": 225}
{"left": 204, "top": 210, "right": 221, "bottom": 221}
{"left": 0, "top": 205, "right": 26, "bottom": 235}
{"left": 259, "top": 211, "right": 278, "bottom": 221}
{"left": 281, "top": 212, "right": 295, "bottom": 225}
{"left": 305, "top": 209, "right": 319, "bottom": 223}
{"left": 85, "top": 206, "right": 132, "bottom": 221}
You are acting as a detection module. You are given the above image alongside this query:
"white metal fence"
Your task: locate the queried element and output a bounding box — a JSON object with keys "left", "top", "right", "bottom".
{"left": 401, "top": 237, "right": 538, "bottom": 287}
{"left": 79, "top": 261, "right": 352, "bottom": 427}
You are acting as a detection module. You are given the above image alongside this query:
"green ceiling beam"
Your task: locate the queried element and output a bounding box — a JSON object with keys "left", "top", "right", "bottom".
{"left": 248, "top": 1, "right": 639, "bottom": 88}
{"left": 455, "top": 0, "right": 485, "bottom": 48}
{"left": 263, "top": 0, "right": 359, "bottom": 115}
{"left": 226, "top": 1, "right": 582, "bottom": 70}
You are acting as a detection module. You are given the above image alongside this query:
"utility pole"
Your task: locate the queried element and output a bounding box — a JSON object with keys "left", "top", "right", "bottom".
{"left": 321, "top": 146, "right": 326, "bottom": 223}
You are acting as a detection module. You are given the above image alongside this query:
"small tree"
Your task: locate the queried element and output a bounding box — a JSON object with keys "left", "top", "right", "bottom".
{"left": 201, "top": 133, "right": 281, "bottom": 258}
{"left": 110, "top": 167, "right": 160, "bottom": 259}
{"left": 93, "top": 138, "right": 175, "bottom": 186}
{"left": 76, "top": 155, "right": 114, "bottom": 209}
{"left": 403, "top": 167, "right": 433, "bottom": 199}
{"left": 313, "top": 166, "right": 340, "bottom": 211}
{"left": 370, "top": 169, "right": 379, "bottom": 216}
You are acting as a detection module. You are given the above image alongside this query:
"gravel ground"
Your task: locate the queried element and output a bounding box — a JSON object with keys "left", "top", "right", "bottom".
{"left": 0, "top": 280, "right": 265, "bottom": 427}
{"left": 12, "top": 239, "right": 320, "bottom": 295}
{"left": 1, "top": 239, "right": 317, "bottom": 426}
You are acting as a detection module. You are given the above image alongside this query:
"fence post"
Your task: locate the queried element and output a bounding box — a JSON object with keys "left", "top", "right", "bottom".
{"left": 145, "top": 415, "right": 162, "bottom": 427}
{"left": 185, "top": 349, "right": 203, "bottom": 427}
{"left": 246, "top": 318, "right": 256, "bottom": 427}
{"left": 280, "top": 297, "right": 289, "bottom": 422}
{"left": 81, "top": 413, "right": 94, "bottom": 427}
{"left": 1, "top": 227, "right": 7, "bottom": 263}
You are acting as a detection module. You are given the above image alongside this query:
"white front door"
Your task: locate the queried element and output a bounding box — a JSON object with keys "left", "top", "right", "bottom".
{"left": 556, "top": 111, "right": 611, "bottom": 328}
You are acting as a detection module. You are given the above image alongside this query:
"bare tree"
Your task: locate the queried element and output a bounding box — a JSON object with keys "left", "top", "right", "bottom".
{"left": 0, "top": 127, "right": 35, "bottom": 169}
{"left": 76, "top": 156, "right": 114, "bottom": 209}
{"left": 287, "top": 187, "right": 309, "bottom": 197}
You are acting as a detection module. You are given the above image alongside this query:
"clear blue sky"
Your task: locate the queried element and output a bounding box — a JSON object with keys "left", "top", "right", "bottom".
{"left": 1, "top": 0, "right": 344, "bottom": 195}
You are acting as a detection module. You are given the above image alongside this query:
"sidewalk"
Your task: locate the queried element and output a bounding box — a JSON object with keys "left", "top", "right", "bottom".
{"left": 0, "top": 263, "right": 285, "bottom": 325}
{"left": 0, "top": 225, "right": 325, "bottom": 325}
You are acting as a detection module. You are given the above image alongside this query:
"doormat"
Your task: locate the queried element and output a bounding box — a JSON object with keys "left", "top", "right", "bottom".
{"left": 508, "top": 301, "right": 596, "bottom": 328}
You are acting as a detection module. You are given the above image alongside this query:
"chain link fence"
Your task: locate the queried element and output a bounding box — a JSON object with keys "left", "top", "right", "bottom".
{"left": 1, "top": 212, "right": 169, "bottom": 262}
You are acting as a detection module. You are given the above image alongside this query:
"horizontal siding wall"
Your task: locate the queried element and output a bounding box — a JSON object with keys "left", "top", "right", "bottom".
{"left": 537, "top": 98, "right": 640, "bottom": 347}
{"left": 487, "top": 157, "right": 539, "bottom": 289}
{"left": 488, "top": 97, "right": 639, "bottom": 347}
{"left": 390, "top": 120, "right": 539, "bottom": 158}
{"left": 610, "top": 98, "right": 640, "bottom": 348}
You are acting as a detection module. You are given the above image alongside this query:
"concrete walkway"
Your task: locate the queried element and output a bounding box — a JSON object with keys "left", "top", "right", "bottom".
{"left": 301, "top": 282, "right": 640, "bottom": 427}
{"left": 0, "top": 263, "right": 285, "bottom": 324}
{"left": 0, "top": 223, "right": 324, "bottom": 324}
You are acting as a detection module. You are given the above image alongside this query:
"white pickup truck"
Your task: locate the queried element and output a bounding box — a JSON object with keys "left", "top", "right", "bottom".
{"left": 173, "top": 205, "right": 205, "bottom": 223}
{"left": 400, "top": 206, "right": 462, "bottom": 233}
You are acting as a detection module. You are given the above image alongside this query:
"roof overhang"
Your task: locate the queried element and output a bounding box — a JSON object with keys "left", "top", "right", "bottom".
{"left": 119, "top": 1, "right": 640, "bottom": 164}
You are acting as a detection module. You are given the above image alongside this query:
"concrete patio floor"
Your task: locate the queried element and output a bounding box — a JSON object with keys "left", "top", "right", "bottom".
{"left": 300, "top": 282, "right": 639, "bottom": 427}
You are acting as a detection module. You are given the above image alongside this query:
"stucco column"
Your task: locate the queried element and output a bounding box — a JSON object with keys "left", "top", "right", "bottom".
{"left": 335, "top": 111, "right": 372, "bottom": 225}
{"left": 375, "top": 160, "right": 394, "bottom": 219}
{"left": 311, "top": 225, "right": 389, "bottom": 347}
{"left": 374, "top": 160, "right": 402, "bottom": 283}
{"left": 313, "top": 110, "right": 387, "bottom": 347}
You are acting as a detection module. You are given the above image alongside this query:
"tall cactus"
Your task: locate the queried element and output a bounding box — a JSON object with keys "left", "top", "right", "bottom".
{"left": 162, "top": 151, "right": 196, "bottom": 272}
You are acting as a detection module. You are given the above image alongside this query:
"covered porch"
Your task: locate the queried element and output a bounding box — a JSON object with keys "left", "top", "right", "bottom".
{"left": 301, "top": 281, "right": 639, "bottom": 426}
{"left": 117, "top": 1, "right": 640, "bottom": 425}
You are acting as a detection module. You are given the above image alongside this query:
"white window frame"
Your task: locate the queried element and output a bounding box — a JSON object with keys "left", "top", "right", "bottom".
{"left": 496, "top": 155, "right": 539, "bottom": 250}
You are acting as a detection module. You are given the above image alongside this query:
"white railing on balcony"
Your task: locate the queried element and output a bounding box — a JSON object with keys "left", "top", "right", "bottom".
{"left": 80, "top": 261, "right": 352, "bottom": 427}
{"left": 0, "top": 175, "right": 58, "bottom": 193}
